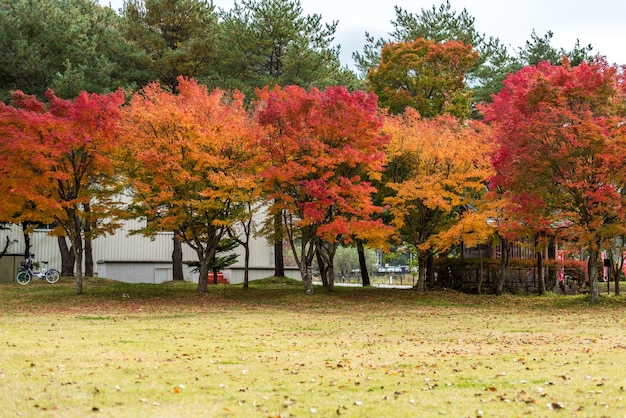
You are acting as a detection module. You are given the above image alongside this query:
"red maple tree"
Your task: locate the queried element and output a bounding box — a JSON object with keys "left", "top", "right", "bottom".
{"left": 0, "top": 89, "right": 125, "bottom": 294}
{"left": 257, "top": 85, "right": 391, "bottom": 293}
{"left": 484, "top": 59, "right": 626, "bottom": 303}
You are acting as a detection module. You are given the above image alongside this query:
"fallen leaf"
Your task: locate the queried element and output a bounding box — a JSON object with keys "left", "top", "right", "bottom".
{"left": 547, "top": 402, "right": 564, "bottom": 410}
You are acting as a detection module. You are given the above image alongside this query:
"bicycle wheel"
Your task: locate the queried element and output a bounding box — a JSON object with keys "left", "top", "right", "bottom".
{"left": 45, "top": 269, "right": 60, "bottom": 284}
{"left": 16, "top": 271, "right": 31, "bottom": 285}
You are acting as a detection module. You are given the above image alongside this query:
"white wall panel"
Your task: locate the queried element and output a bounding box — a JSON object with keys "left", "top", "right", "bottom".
{"left": 1, "top": 218, "right": 275, "bottom": 281}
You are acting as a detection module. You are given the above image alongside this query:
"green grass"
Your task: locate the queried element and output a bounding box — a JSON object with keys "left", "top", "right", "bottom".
{"left": 1, "top": 277, "right": 626, "bottom": 417}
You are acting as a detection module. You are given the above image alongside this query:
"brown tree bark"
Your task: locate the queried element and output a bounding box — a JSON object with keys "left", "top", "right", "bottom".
{"left": 427, "top": 252, "right": 435, "bottom": 289}
{"left": 588, "top": 247, "right": 600, "bottom": 304}
{"left": 357, "top": 240, "right": 371, "bottom": 287}
{"left": 495, "top": 237, "right": 510, "bottom": 296}
{"left": 536, "top": 250, "right": 545, "bottom": 295}
{"left": 273, "top": 210, "right": 285, "bottom": 277}
{"left": 172, "top": 233, "right": 184, "bottom": 281}
{"left": 57, "top": 236, "right": 75, "bottom": 277}
{"left": 21, "top": 221, "right": 31, "bottom": 258}
{"left": 84, "top": 235, "right": 94, "bottom": 277}
{"left": 415, "top": 249, "right": 428, "bottom": 293}
{"left": 316, "top": 249, "right": 329, "bottom": 289}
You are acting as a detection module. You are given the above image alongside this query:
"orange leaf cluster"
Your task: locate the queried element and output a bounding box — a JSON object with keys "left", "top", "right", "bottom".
{"left": 383, "top": 108, "right": 493, "bottom": 251}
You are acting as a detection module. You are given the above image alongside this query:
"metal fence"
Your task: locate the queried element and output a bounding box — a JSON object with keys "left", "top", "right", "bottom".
{"left": 333, "top": 272, "right": 415, "bottom": 287}
{"left": 328, "top": 265, "right": 587, "bottom": 294}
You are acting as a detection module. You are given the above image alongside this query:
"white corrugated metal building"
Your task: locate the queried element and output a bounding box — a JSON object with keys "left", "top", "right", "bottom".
{"left": 0, "top": 218, "right": 300, "bottom": 284}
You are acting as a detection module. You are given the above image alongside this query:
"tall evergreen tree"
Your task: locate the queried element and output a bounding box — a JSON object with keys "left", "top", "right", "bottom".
{"left": 0, "top": 0, "right": 147, "bottom": 101}
{"left": 216, "top": 0, "right": 358, "bottom": 96}
{"left": 516, "top": 30, "right": 594, "bottom": 67}
{"left": 119, "top": 0, "right": 220, "bottom": 92}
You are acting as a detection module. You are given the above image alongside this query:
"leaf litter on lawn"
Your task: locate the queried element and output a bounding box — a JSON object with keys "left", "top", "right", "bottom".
{"left": 1, "top": 279, "right": 626, "bottom": 416}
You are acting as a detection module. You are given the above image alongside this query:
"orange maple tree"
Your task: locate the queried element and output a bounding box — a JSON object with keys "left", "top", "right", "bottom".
{"left": 0, "top": 89, "right": 125, "bottom": 294}
{"left": 367, "top": 38, "right": 478, "bottom": 118}
{"left": 119, "top": 77, "right": 261, "bottom": 292}
{"left": 383, "top": 108, "right": 493, "bottom": 292}
{"left": 257, "top": 85, "right": 391, "bottom": 293}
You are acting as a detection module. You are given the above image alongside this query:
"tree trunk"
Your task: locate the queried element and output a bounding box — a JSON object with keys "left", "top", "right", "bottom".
{"left": 286, "top": 223, "right": 315, "bottom": 294}
{"left": 84, "top": 235, "right": 94, "bottom": 277}
{"left": 608, "top": 248, "right": 623, "bottom": 296}
{"left": 243, "top": 242, "right": 250, "bottom": 289}
{"left": 547, "top": 236, "right": 557, "bottom": 290}
{"left": 197, "top": 258, "right": 210, "bottom": 293}
{"left": 327, "top": 258, "right": 335, "bottom": 292}
{"left": 357, "top": 240, "right": 370, "bottom": 287}
{"left": 58, "top": 236, "right": 75, "bottom": 277}
{"left": 316, "top": 249, "right": 329, "bottom": 289}
{"left": 300, "top": 263, "right": 313, "bottom": 294}
{"left": 414, "top": 249, "right": 427, "bottom": 293}
{"left": 172, "top": 233, "right": 184, "bottom": 281}
{"left": 316, "top": 240, "right": 337, "bottom": 292}
{"left": 588, "top": 248, "right": 600, "bottom": 304}
{"left": 82, "top": 203, "right": 94, "bottom": 277}
{"left": 273, "top": 210, "right": 285, "bottom": 277}
{"left": 21, "top": 222, "right": 31, "bottom": 258}
{"left": 72, "top": 233, "right": 84, "bottom": 295}
{"left": 536, "top": 249, "right": 545, "bottom": 295}
{"left": 495, "top": 238, "right": 509, "bottom": 296}
{"left": 62, "top": 208, "right": 85, "bottom": 295}
{"left": 427, "top": 252, "right": 434, "bottom": 289}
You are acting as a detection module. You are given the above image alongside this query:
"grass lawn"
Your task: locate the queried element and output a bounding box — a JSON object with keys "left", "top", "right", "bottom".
{"left": 1, "top": 277, "right": 625, "bottom": 417}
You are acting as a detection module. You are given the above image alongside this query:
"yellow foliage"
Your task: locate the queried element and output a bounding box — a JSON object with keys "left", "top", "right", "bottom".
{"left": 383, "top": 109, "right": 494, "bottom": 251}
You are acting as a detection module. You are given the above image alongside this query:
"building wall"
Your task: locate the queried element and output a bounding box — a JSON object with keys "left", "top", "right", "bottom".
{"left": 0, "top": 254, "right": 24, "bottom": 284}
{"left": 0, "top": 219, "right": 282, "bottom": 284}
{"left": 225, "top": 266, "right": 302, "bottom": 284}
{"left": 96, "top": 261, "right": 199, "bottom": 284}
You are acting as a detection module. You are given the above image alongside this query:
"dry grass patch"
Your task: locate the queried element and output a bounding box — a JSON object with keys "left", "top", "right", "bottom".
{"left": 1, "top": 278, "right": 625, "bottom": 417}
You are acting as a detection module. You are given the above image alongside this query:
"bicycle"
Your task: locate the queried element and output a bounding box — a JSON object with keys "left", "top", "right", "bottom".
{"left": 16, "top": 255, "right": 60, "bottom": 285}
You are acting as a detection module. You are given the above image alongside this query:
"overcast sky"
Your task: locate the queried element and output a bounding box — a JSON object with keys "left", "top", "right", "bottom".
{"left": 106, "top": 0, "right": 626, "bottom": 70}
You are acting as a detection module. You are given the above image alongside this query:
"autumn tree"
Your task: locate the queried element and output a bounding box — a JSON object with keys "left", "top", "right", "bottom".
{"left": 227, "top": 163, "right": 264, "bottom": 288}
{"left": 0, "top": 89, "right": 125, "bottom": 294}
{"left": 217, "top": 0, "right": 360, "bottom": 277}
{"left": 257, "top": 85, "right": 390, "bottom": 293}
{"left": 484, "top": 59, "right": 626, "bottom": 303}
{"left": 367, "top": 38, "right": 478, "bottom": 118}
{"left": 354, "top": 2, "right": 516, "bottom": 104}
{"left": 383, "top": 109, "right": 493, "bottom": 292}
{"left": 355, "top": 2, "right": 596, "bottom": 105}
{"left": 119, "top": 77, "right": 260, "bottom": 293}
{"left": 606, "top": 236, "right": 626, "bottom": 296}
